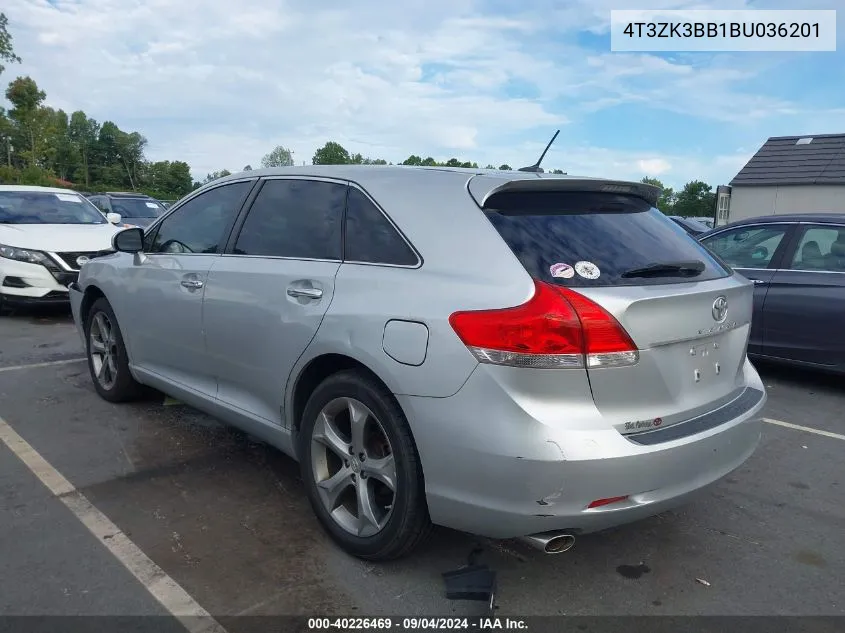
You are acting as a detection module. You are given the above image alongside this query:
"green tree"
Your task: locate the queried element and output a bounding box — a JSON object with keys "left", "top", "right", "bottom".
{"left": 68, "top": 111, "right": 99, "bottom": 187}
{"left": 243, "top": 164, "right": 252, "bottom": 171}
{"left": 261, "top": 145, "right": 294, "bottom": 168}
{"left": 46, "top": 109, "right": 78, "bottom": 180}
{"left": 202, "top": 169, "right": 231, "bottom": 184}
{"left": 498, "top": 164, "right": 512, "bottom": 170}
{"left": 312, "top": 141, "right": 351, "bottom": 165}
{"left": 640, "top": 177, "right": 676, "bottom": 213}
{"left": 0, "top": 13, "right": 22, "bottom": 77}
{"left": 402, "top": 155, "right": 422, "bottom": 166}
{"left": 5, "top": 76, "right": 49, "bottom": 167}
{"left": 673, "top": 180, "right": 714, "bottom": 218}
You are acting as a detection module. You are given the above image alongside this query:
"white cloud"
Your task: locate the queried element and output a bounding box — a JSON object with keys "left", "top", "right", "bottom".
{"left": 1, "top": 0, "right": 838, "bottom": 187}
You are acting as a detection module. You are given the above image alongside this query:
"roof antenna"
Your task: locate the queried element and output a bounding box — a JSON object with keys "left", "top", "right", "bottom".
{"left": 518, "top": 130, "right": 560, "bottom": 173}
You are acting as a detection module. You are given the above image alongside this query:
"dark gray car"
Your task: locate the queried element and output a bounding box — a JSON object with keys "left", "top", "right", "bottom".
{"left": 699, "top": 214, "right": 845, "bottom": 373}
{"left": 87, "top": 193, "right": 167, "bottom": 228}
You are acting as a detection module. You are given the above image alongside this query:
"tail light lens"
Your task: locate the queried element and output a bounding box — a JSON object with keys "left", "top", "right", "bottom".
{"left": 449, "top": 280, "right": 638, "bottom": 369}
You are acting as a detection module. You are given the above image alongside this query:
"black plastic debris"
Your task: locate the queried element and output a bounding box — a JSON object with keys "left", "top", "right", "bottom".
{"left": 442, "top": 564, "right": 497, "bottom": 612}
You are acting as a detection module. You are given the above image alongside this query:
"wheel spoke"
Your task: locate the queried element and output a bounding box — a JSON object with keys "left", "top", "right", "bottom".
{"left": 90, "top": 338, "right": 106, "bottom": 353}
{"left": 97, "top": 357, "right": 109, "bottom": 381}
{"left": 356, "top": 479, "right": 380, "bottom": 535}
{"left": 317, "top": 467, "right": 354, "bottom": 510}
{"left": 347, "top": 399, "right": 368, "bottom": 451}
{"left": 364, "top": 454, "right": 396, "bottom": 492}
{"left": 313, "top": 411, "right": 351, "bottom": 459}
{"left": 94, "top": 313, "right": 110, "bottom": 342}
{"left": 106, "top": 354, "right": 117, "bottom": 379}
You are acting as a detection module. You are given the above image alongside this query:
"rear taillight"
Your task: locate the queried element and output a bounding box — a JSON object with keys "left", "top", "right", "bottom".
{"left": 448, "top": 280, "right": 638, "bottom": 370}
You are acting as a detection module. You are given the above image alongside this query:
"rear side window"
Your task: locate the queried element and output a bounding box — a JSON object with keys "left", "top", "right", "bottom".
{"left": 344, "top": 187, "right": 418, "bottom": 266}
{"left": 483, "top": 191, "right": 730, "bottom": 287}
{"left": 233, "top": 179, "right": 345, "bottom": 260}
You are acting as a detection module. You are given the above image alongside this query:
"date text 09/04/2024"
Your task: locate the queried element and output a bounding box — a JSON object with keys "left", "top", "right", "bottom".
{"left": 306, "top": 617, "right": 529, "bottom": 631}
{"left": 621, "top": 22, "right": 820, "bottom": 39}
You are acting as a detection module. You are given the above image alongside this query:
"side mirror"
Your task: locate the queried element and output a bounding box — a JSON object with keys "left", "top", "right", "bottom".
{"left": 112, "top": 227, "right": 144, "bottom": 253}
{"left": 106, "top": 212, "right": 122, "bottom": 225}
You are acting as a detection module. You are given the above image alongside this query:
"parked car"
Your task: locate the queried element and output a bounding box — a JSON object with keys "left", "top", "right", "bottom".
{"left": 699, "top": 213, "right": 845, "bottom": 373}
{"left": 690, "top": 216, "right": 715, "bottom": 229}
{"left": 87, "top": 192, "right": 167, "bottom": 228}
{"left": 669, "top": 215, "right": 712, "bottom": 236}
{"left": 69, "top": 167, "right": 767, "bottom": 560}
{"left": 0, "top": 185, "right": 121, "bottom": 310}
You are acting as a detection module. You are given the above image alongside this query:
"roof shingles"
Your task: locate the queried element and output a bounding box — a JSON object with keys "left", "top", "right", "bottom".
{"left": 730, "top": 133, "right": 845, "bottom": 186}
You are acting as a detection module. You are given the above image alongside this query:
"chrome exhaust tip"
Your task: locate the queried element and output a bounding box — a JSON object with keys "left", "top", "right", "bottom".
{"left": 517, "top": 532, "right": 576, "bottom": 554}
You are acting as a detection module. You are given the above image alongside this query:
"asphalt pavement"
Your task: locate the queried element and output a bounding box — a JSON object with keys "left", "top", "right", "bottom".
{"left": 0, "top": 306, "right": 843, "bottom": 628}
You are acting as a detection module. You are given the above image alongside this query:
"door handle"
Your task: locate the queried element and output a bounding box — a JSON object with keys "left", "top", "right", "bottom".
{"left": 751, "top": 279, "right": 766, "bottom": 285}
{"left": 181, "top": 279, "right": 204, "bottom": 289}
{"left": 287, "top": 287, "right": 323, "bottom": 299}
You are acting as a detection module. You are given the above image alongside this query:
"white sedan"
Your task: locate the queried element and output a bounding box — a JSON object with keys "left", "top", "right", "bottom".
{"left": 0, "top": 185, "right": 123, "bottom": 311}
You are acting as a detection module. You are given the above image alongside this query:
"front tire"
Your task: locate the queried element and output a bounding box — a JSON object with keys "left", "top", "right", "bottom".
{"left": 84, "top": 297, "right": 142, "bottom": 402}
{"left": 299, "top": 370, "right": 431, "bottom": 561}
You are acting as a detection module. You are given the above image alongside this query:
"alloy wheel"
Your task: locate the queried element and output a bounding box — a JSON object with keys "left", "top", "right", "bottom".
{"left": 310, "top": 397, "right": 397, "bottom": 538}
{"left": 89, "top": 311, "right": 118, "bottom": 390}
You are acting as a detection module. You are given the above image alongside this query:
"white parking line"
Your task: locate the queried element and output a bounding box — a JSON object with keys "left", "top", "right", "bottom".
{"left": 0, "top": 358, "right": 86, "bottom": 373}
{"left": 763, "top": 417, "right": 845, "bottom": 441}
{"left": 0, "top": 415, "right": 227, "bottom": 633}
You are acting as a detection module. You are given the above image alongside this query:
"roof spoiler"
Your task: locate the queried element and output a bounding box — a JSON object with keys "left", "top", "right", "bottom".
{"left": 467, "top": 176, "right": 662, "bottom": 209}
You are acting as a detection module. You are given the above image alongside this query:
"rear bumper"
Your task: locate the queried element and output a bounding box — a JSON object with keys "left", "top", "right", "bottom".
{"left": 399, "top": 359, "right": 766, "bottom": 539}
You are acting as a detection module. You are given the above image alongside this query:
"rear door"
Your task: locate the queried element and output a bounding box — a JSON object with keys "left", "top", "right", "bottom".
{"left": 760, "top": 223, "right": 845, "bottom": 367}
{"left": 203, "top": 178, "right": 345, "bottom": 424}
{"left": 476, "top": 186, "right": 757, "bottom": 434}
{"left": 699, "top": 222, "right": 795, "bottom": 354}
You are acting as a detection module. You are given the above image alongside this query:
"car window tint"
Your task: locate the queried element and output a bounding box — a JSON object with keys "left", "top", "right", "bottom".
{"left": 483, "top": 191, "right": 729, "bottom": 287}
{"left": 233, "top": 179, "right": 344, "bottom": 260}
{"left": 150, "top": 182, "right": 250, "bottom": 254}
{"left": 789, "top": 226, "right": 845, "bottom": 272}
{"left": 701, "top": 225, "right": 788, "bottom": 269}
{"left": 345, "top": 187, "right": 417, "bottom": 265}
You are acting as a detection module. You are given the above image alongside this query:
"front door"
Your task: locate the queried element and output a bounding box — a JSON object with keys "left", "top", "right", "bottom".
{"left": 203, "top": 178, "right": 346, "bottom": 424}
{"left": 119, "top": 180, "right": 254, "bottom": 395}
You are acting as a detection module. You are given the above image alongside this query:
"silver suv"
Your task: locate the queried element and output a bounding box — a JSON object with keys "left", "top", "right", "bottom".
{"left": 69, "top": 166, "right": 766, "bottom": 560}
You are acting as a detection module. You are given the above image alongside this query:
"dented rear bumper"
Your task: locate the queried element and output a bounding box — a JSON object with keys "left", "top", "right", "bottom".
{"left": 398, "top": 359, "right": 766, "bottom": 539}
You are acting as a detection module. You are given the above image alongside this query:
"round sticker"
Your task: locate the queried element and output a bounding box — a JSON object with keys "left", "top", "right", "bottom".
{"left": 574, "top": 261, "right": 601, "bottom": 280}
{"left": 549, "top": 262, "right": 575, "bottom": 279}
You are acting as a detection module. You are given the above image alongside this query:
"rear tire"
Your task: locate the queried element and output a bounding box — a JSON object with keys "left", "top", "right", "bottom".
{"left": 84, "top": 297, "right": 143, "bottom": 402}
{"left": 299, "top": 370, "right": 431, "bottom": 560}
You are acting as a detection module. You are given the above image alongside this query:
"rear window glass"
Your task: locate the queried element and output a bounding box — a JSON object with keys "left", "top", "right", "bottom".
{"left": 483, "top": 191, "right": 731, "bottom": 287}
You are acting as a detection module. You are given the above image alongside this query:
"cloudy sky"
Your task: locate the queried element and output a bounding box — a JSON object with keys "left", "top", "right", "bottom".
{"left": 3, "top": 0, "right": 843, "bottom": 188}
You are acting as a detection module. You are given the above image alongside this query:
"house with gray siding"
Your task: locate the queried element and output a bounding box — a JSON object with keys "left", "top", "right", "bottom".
{"left": 717, "top": 133, "right": 845, "bottom": 226}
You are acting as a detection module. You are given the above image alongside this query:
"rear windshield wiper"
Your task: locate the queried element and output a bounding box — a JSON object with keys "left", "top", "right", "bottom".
{"left": 621, "top": 260, "right": 706, "bottom": 279}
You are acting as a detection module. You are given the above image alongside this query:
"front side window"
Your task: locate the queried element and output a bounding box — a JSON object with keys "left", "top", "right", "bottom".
{"left": 701, "top": 225, "right": 789, "bottom": 269}
{"left": 0, "top": 191, "right": 107, "bottom": 225}
{"left": 788, "top": 226, "right": 845, "bottom": 272}
{"left": 233, "top": 179, "right": 345, "bottom": 260}
{"left": 150, "top": 181, "right": 251, "bottom": 254}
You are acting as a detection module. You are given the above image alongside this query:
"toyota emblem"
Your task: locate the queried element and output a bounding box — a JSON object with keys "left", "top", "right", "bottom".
{"left": 76, "top": 255, "right": 90, "bottom": 267}
{"left": 712, "top": 296, "right": 728, "bottom": 322}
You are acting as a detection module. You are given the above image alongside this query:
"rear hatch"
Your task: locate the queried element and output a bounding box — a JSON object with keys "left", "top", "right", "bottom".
{"left": 465, "top": 176, "right": 754, "bottom": 436}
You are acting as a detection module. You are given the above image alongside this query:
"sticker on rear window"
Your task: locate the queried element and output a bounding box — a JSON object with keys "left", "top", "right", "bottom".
{"left": 145, "top": 202, "right": 159, "bottom": 208}
{"left": 549, "top": 262, "right": 575, "bottom": 279}
{"left": 574, "top": 261, "right": 601, "bottom": 280}
{"left": 55, "top": 193, "right": 80, "bottom": 203}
